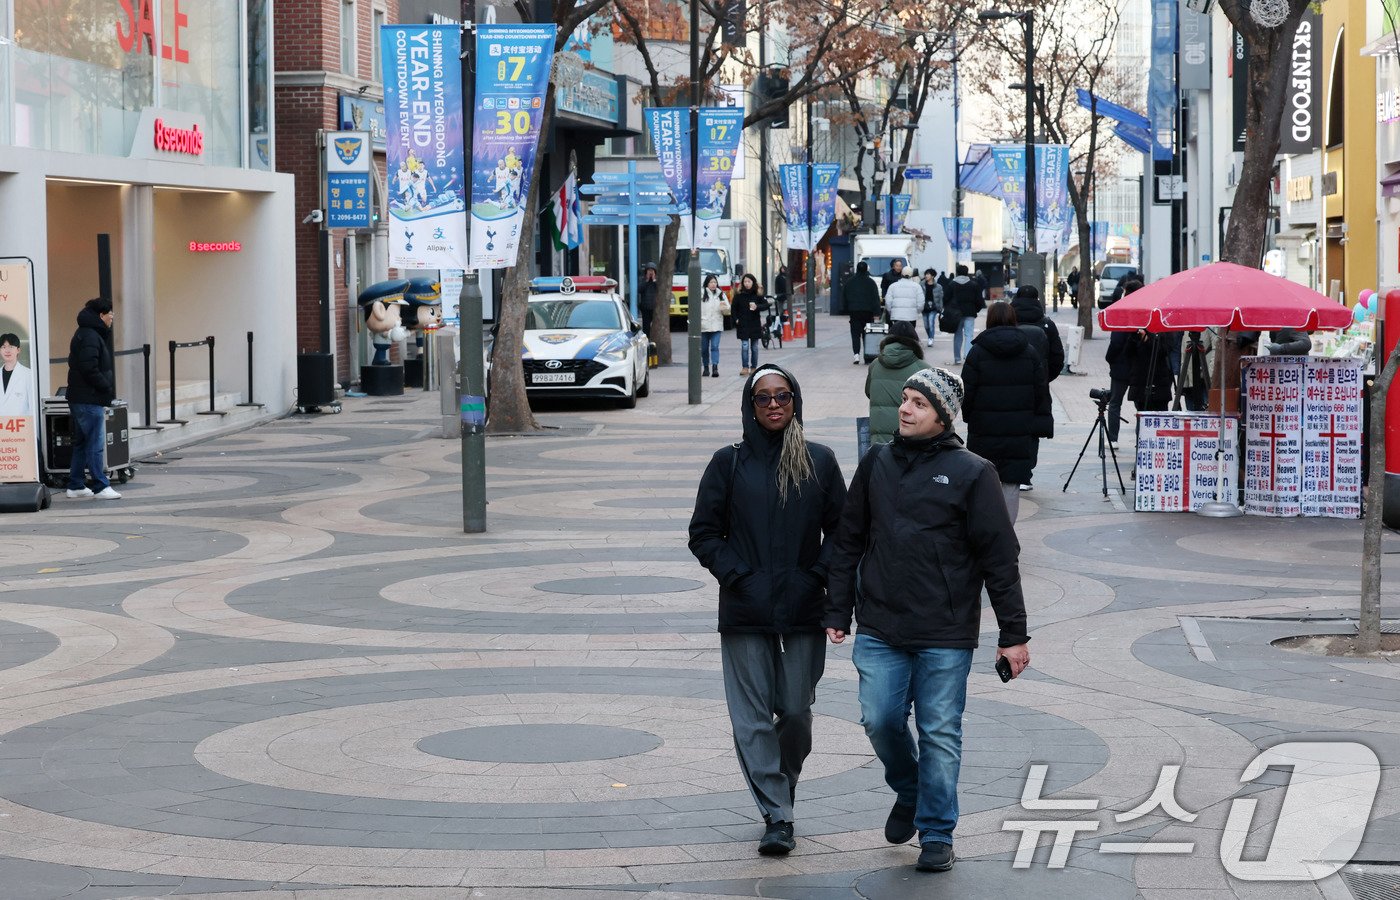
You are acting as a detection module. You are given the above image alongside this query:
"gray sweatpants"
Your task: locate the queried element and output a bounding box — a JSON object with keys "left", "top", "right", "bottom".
{"left": 719, "top": 631, "right": 826, "bottom": 824}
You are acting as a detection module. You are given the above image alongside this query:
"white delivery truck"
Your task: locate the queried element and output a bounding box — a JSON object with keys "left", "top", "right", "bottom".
{"left": 670, "top": 220, "right": 746, "bottom": 322}
{"left": 853, "top": 234, "right": 914, "bottom": 286}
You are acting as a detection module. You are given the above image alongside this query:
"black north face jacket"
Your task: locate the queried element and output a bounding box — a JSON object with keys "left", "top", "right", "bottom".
{"left": 688, "top": 364, "right": 847, "bottom": 634}
{"left": 824, "top": 431, "right": 1029, "bottom": 649}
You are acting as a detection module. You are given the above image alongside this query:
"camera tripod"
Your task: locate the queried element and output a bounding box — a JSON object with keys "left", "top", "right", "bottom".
{"left": 1062, "top": 393, "right": 1127, "bottom": 498}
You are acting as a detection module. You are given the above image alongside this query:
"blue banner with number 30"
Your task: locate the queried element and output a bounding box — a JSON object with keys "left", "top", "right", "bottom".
{"left": 470, "top": 24, "right": 556, "bottom": 269}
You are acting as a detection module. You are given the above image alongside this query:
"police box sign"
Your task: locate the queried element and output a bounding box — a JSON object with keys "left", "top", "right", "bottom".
{"left": 1279, "top": 10, "right": 1321, "bottom": 156}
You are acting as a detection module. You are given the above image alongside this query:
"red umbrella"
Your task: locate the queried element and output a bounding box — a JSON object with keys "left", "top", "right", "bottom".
{"left": 1097, "top": 262, "right": 1353, "bottom": 332}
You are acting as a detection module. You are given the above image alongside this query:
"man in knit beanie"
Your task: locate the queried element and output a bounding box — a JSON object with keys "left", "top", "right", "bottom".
{"left": 823, "top": 366, "right": 1030, "bottom": 875}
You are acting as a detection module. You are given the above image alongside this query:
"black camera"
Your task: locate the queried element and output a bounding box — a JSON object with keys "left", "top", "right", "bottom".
{"left": 1089, "top": 387, "right": 1112, "bottom": 403}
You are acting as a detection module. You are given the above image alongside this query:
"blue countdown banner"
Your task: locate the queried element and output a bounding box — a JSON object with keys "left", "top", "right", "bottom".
{"left": 780, "top": 164, "right": 806, "bottom": 251}
{"left": 694, "top": 108, "right": 744, "bottom": 247}
{"left": 380, "top": 25, "right": 467, "bottom": 270}
{"left": 780, "top": 163, "right": 839, "bottom": 251}
{"left": 942, "top": 217, "right": 972, "bottom": 265}
{"left": 884, "top": 193, "right": 911, "bottom": 234}
{"left": 810, "top": 164, "right": 840, "bottom": 251}
{"left": 470, "top": 24, "right": 556, "bottom": 269}
{"left": 644, "top": 107, "right": 692, "bottom": 240}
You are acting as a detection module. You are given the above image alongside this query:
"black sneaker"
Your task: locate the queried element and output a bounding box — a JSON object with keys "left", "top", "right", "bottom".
{"left": 915, "top": 842, "right": 955, "bottom": 872}
{"left": 758, "top": 820, "right": 796, "bottom": 856}
{"left": 884, "top": 800, "right": 917, "bottom": 844}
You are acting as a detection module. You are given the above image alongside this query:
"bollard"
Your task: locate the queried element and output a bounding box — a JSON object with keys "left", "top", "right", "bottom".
{"left": 159, "top": 340, "right": 187, "bottom": 425}
{"left": 237, "top": 331, "right": 264, "bottom": 408}
{"left": 197, "top": 336, "right": 225, "bottom": 417}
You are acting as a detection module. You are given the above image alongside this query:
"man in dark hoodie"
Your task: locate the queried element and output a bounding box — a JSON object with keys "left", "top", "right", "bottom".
{"left": 65, "top": 297, "right": 120, "bottom": 500}
{"left": 844, "top": 261, "right": 883, "bottom": 365}
{"left": 825, "top": 366, "right": 1029, "bottom": 874}
{"left": 689, "top": 364, "right": 848, "bottom": 857}
{"left": 943, "top": 265, "right": 984, "bottom": 365}
{"left": 1010, "top": 285, "right": 1064, "bottom": 382}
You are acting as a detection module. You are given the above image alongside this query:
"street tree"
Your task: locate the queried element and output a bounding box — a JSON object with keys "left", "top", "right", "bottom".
{"left": 486, "top": 0, "right": 615, "bottom": 433}
{"left": 613, "top": 0, "right": 909, "bottom": 363}
{"left": 966, "top": 0, "right": 1131, "bottom": 334}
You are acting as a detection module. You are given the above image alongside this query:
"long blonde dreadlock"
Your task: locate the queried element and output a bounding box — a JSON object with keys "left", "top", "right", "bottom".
{"left": 776, "top": 411, "right": 815, "bottom": 504}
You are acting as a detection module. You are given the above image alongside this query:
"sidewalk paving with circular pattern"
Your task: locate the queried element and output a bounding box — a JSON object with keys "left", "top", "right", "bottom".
{"left": 0, "top": 311, "right": 1396, "bottom": 898}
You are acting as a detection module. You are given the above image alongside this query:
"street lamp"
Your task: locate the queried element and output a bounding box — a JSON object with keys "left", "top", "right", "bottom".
{"left": 978, "top": 7, "right": 1040, "bottom": 293}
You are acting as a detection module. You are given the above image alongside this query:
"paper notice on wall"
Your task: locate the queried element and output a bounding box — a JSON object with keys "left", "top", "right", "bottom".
{"left": 1135, "top": 413, "right": 1238, "bottom": 512}
{"left": 1301, "top": 357, "right": 1363, "bottom": 518}
{"left": 1242, "top": 356, "right": 1304, "bottom": 516}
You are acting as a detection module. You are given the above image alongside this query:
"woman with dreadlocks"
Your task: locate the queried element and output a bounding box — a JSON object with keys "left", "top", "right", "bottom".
{"left": 688, "top": 363, "right": 848, "bottom": 857}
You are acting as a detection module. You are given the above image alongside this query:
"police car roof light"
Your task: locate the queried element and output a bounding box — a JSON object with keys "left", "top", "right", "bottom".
{"left": 530, "top": 276, "right": 618, "bottom": 293}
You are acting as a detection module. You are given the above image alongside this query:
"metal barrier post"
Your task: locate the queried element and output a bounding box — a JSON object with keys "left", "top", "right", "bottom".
{"left": 159, "top": 340, "right": 187, "bottom": 425}
{"left": 130, "top": 343, "right": 161, "bottom": 431}
{"left": 198, "top": 335, "right": 225, "bottom": 417}
{"left": 237, "top": 331, "right": 264, "bottom": 408}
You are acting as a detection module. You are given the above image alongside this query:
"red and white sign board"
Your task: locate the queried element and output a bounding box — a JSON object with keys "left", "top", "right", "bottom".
{"left": 1242, "top": 356, "right": 1305, "bottom": 516}
{"left": 1301, "top": 358, "right": 1363, "bottom": 518}
{"left": 1135, "top": 413, "right": 1239, "bottom": 512}
{"left": 0, "top": 259, "right": 40, "bottom": 484}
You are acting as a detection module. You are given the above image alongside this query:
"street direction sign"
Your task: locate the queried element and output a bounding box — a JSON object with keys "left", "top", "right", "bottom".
{"left": 587, "top": 203, "right": 684, "bottom": 217}
{"left": 902, "top": 166, "right": 934, "bottom": 180}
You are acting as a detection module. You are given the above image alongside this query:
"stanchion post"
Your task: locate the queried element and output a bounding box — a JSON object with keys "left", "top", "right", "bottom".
{"left": 196, "top": 336, "right": 226, "bottom": 417}
{"left": 237, "top": 331, "right": 263, "bottom": 407}
{"left": 143, "top": 343, "right": 155, "bottom": 428}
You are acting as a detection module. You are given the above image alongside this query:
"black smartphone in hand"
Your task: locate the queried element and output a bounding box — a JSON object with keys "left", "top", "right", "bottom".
{"left": 995, "top": 656, "right": 1013, "bottom": 683}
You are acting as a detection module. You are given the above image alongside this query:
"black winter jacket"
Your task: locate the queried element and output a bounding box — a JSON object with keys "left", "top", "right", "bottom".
{"left": 824, "top": 431, "right": 1029, "bottom": 649}
{"left": 689, "top": 365, "right": 847, "bottom": 634}
{"left": 1010, "top": 295, "right": 1064, "bottom": 381}
{"left": 1128, "top": 331, "right": 1174, "bottom": 411}
{"left": 844, "top": 274, "right": 882, "bottom": 316}
{"left": 961, "top": 326, "right": 1053, "bottom": 485}
{"left": 945, "top": 275, "right": 984, "bottom": 318}
{"left": 732, "top": 288, "right": 769, "bottom": 340}
{"left": 638, "top": 279, "right": 658, "bottom": 314}
{"left": 66, "top": 307, "right": 115, "bottom": 406}
{"left": 1105, "top": 330, "right": 1136, "bottom": 382}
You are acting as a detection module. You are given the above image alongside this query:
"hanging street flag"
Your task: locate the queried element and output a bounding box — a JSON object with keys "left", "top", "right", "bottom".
{"left": 469, "top": 23, "right": 556, "bottom": 269}
{"left": 942, "top": 217, "right": 973, "bottom": 265}
{"left": 809, "top": 163, "right": 840, "bottom": 252}
{"left": 645, "top": 107, "right": 693, "bottom": 242}
{"left": 694, "top": 107, "right": 744, "bottom": 247}
{"left": 1149, "top": 0, "right": 1178, "bottom": 161}
{"left": 545, "top": 169, "right": 582, "bottom": 251}
{"left": 1091, "top": 221, "right": 1109, "bottom": 261}
{"left": 989, "top": 146, "right": 1028, "bottom": 246}
{"left": 381, "top": 25, "right": 468, "bottom": 270}
{"left": 1037, "top": 144, "right": 1074, "bottom": 251}
{"left": 884, "top": 194, "right": 912, "bottom": 234}
{"left": 779, "top": 164, "right": 808, "bottom": 250}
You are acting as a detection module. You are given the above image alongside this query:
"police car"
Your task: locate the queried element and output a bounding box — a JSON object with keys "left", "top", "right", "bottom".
{"left": 524, "top": 277, "right": 651, "bottom": 408}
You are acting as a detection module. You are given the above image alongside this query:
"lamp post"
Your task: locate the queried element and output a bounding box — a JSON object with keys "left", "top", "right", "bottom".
{"left": 805, "top": 95, "right": 816, "bottom": 348}
{"left": 687, "top": 0, "right": 701, "bottom": 403}
{"left": 978, "top": 8, "right": 1039, "bottom": 294}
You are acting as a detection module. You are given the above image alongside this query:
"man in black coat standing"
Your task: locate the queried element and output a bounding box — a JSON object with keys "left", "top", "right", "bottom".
{"left": 638, "top": 263, "right": 658, "bottom": 337}
{"left": 844, "top": 261, "right": 883, "bottom": 365}
{"left": 65, "top": 297, "right": 120, "bottom": 500}
{"left": 880, "top": 259, "right": 905, "bottom": 299}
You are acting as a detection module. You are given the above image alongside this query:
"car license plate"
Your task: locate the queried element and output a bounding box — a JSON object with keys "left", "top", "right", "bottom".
{"left": 532, "top": 372, "right": 575, "bottom": 384}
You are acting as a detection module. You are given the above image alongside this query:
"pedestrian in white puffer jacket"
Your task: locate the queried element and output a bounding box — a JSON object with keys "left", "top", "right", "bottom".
{"left": 884, "top": 273, "right": 924, "bottom": 342}
{"left": 699, "top": 276, "right": 731, "bottom": 377}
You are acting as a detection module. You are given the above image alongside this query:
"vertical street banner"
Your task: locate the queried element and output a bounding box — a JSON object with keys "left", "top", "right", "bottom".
{"left": 1242, "top": 356, "right": 1305, "bottom": 517}
{"left": 0, "top": 259, "right": 39, "bottom": 484}
{"left": 809, "top": 163, "right": 840, "bottom": 251}
{"left": 645, "top": 107, "right": 693, "bottom": 244}
{"left": 1179, "top": 2, "right": 1212, "bottom": 91}
{"left": 989, "top": 146, "right": 1027, "bottom": 246}
{"left": 469, "top": 23, "right": 556, "bottom": 269}
{"left": 1149, "top": 0, "right": 1177, "bottom": 161}
{"left": 694, "top": 107, "right": 744, "bottom": 247}
{"left": 885, "top": 194, "right": 911, "bottom": 234}
{"left": 1301, "top": 358, "right": 1362, "bottom": 518}
{"left": 1279, "top": 9, "right": 1321, "bottom": 156}
{"left": 942, "top": 217, "right": 972, "bottom": 265}
{"left": 1231, "top": 28, "right": 1249, "bottom": 151}
{"left": 325, "top": 131, "right": 372, "bottom": 229}
{"left": 1091, "top": 221, "right": 1108, "bottom": 261}
{"left": 1135, "top": 413, "right": 1239, "bottom": 513}
{"left": 1036, "top": 144, "right": 1072, "bottom": 250}
{"left": 381, "top": 25, "right": 468, "bottom": 270}
{"left": 779, "top": 164, "right": 807, "bottom": 250}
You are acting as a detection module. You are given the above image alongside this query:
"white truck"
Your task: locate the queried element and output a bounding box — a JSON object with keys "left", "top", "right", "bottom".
{"left": 670, "top": 220, "right": 747, "bottom": 321}
{"left": 853, "top": 234, "right": 914, "bottom": 286}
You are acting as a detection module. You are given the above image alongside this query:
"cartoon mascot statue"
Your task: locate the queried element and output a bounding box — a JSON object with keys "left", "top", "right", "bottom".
{"left": 359, "top": 279, "right": 410, "bottom": 366}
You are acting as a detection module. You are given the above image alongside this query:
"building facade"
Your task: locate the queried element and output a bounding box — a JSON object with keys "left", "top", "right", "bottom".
{"left": 0, "top": 0, "right": 296, "bottom": 440}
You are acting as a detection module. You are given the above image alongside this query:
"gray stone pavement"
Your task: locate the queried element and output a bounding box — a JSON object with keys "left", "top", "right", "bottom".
{"left": 0, "top": 306, "right": 1398, "bottom": 897}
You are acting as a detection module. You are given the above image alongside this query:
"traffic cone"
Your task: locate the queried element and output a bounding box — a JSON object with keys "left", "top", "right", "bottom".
{"left": 782, "top": 317, "right": 793, "bottom": 342}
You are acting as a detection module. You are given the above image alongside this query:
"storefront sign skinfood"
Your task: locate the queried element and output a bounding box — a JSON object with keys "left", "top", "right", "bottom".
{"left": 0, "top": 260, "right": 40, "bottom": 485}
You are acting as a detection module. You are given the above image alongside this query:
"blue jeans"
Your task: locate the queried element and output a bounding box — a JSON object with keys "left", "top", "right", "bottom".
{"left": 701, "top": 331, "right": 721, "bottom": 369}
{"left": 739, "top": 337, "right": 760, "bottom": 369}
{"left": 853, "top": 633, "right": 973, "bottom": 846}
{"left": 66, "top": 402, "right": 110, "bottom": 491}
{"left": 952, "top": 316, "right": 976, "bottom": 361}
{"left": 922, "top": 310, "right": 938, "bottom": 343}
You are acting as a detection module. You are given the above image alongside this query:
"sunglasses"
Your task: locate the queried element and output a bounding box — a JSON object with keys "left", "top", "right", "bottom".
{"left": 752, "top": 391, "right": 794, "bottom": 408}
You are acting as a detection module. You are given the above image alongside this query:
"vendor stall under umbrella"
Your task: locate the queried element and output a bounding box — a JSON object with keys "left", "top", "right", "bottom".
{"left": 1098, "top": 262, "right": 1353, "bottom": 517}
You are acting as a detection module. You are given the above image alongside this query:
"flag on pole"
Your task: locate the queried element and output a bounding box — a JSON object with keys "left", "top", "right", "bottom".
{"left": 545, "top": 169, "right": 582, "bottom": 251}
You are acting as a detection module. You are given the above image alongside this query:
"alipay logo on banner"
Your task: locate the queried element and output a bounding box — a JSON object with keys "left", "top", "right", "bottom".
{"left": 381, "top": 25, "right": 468, "bottom": 270}
{"left": 470, "top": 24, "right": 556, "bottom": 269}
{"left": 694, "top": 108, "right": 744, "bottom": 247}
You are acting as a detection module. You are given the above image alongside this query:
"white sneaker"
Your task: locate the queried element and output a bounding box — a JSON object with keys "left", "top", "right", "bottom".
{"left": 94, "top": 486, "right": 122, "bottom": 500}
{"left": 853, "top": 353, "right": 861, "bottom": 364}
{"left": 66, "top": 487, "right": 94, "bottom": 499}
{"left": 926, "top": 339, "right": 934, "bottom": 347}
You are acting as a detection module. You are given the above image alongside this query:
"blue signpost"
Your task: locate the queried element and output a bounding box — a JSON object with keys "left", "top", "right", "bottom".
{"left": 580, "top": 160, "right": 682, "bottom": 317}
